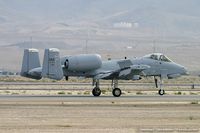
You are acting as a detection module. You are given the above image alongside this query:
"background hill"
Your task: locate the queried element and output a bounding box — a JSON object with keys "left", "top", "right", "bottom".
{"left": 0, "top": 0, "right": 200, "bottom": 73}
{"left": 1, "top": 0, "right": 200, "bottom": 36}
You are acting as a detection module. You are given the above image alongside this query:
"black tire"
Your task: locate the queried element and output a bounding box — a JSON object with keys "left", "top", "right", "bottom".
{"left": 92, "top": 87, "right": 101, "bottom": 97}
{"left": 112, "top": 88, "right": 122, "bottom": 97}
{"left": 158, "top": 89, "right": 165, "bottom": 96}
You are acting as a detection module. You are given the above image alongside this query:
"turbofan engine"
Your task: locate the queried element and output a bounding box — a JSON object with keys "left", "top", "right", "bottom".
{"left": 64, "top": 54, "right": 102, "bottom": 72}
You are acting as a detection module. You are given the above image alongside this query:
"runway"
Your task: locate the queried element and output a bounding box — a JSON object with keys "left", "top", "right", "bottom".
{"left": 0, "top": 95, "right": 200, "bottom": 133}
{"left": 0, "top": 95, "right": 199, "bottom": 104}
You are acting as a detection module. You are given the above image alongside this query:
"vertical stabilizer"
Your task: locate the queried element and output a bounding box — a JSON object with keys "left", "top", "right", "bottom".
{"left": 20, "top": 49, "right": 41, "bottom": 78}
{"left": 42, "top": 48, "right": 63, "bottom": 80}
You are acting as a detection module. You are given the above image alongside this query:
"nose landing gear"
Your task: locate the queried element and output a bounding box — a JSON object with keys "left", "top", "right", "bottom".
{"left": 155, "top": 76, "right": 165, "bottom": 96}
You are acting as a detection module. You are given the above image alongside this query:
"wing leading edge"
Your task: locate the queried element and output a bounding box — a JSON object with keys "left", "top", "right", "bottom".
{"left": 94, "top": 64, "right": 150, "bottom": 80}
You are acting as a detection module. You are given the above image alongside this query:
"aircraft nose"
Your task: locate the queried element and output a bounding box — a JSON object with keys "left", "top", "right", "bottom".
{"left": 181, "top": 67, "right": 189, "bottom": 75}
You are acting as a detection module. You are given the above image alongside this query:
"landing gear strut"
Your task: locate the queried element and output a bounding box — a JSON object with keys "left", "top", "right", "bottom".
{"left": 155, "top": 76, "right": 165, "bottom": 96}
{"left": 92, "top": 79, "right": 101, "bottom": 97}
{"left": 112, "top": 79, "right": 122, "bottom": 97}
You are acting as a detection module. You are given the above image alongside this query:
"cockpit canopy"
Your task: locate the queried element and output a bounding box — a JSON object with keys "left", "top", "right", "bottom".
{"left": 144, "top": 53, "right": 172, "bottom": 62}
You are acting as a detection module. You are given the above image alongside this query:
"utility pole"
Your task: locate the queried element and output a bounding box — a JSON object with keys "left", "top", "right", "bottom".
{"left": 85, "top": 39, "right": 88, "bottom": 54}
{"left": 30, "top": 36, "right": 33, "bottom": 48}
{"left": 153, "top": 40, "right": 156, "bottom": 53}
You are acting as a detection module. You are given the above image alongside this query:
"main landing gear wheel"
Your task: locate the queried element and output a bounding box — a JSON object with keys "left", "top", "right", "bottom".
{"left": 158, "top": 89, "right": 165, "bottom": 96}
{"left": 92, "top": 87, "right": 101, "bottom": 97}
{"left": 112, "top": 88, "right": 122, "bottom": 97}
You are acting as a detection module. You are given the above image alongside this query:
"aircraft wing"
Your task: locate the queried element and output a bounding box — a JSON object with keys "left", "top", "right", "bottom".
{"left": 94, "top": 65, "right": 150, "bottom": 80}
{"left": 93, "top": 71, "right": 114, "bottom": 79}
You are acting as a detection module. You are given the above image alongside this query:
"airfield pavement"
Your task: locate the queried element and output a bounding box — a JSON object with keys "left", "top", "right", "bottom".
{"left": 0, "top": 95, "right": 200, "bottom": 133}
{"left": 0, "top": 78, "right": 199, "bottom": 133}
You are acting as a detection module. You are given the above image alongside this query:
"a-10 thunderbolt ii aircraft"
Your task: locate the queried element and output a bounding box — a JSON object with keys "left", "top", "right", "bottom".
{"left": 20, "top": 48, "right": 188, "bottom": 97}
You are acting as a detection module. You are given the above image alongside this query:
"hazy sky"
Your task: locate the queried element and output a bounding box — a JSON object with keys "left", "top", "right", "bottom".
{"left": 1, "top": 0, "right": 200, "bottom": 72}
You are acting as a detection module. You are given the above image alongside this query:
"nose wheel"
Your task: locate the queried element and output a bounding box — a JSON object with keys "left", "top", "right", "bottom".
{"left": 158, "top": 89, "right": 165, "bottom": 95}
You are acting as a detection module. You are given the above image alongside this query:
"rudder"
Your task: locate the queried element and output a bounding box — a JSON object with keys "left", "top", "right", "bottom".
{"left": 20, "top": 49, "right": 41, "bottom": 79}
{"left": 42, "top": 48, "right": 63, "bottom": 80}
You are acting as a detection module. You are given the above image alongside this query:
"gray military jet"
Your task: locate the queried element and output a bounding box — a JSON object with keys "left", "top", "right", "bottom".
{"left": 20, "top": 48, "right": 188, "bottom": 97}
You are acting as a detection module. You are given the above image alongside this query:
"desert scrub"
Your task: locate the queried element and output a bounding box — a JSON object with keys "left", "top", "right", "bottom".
{"left": 4, "top": 90, "right": 10, "bottom": 94}
{"left": 58, "top": 91, "right": 65, "bottom": 95}
{"left": 11, "top": 92, "right": 19, "bottom": 95}
{"left": 189, "top": 116, "right": 194, "bottom": 120}
{"left": 190, "top": 101, "right": 199, "bottom": 104}
{"left": 77, "top": 92, "right": 82, "bottom": 95}
{"left": 83, "top": 91, "right": 90, "bottom": 95}
{"left": 67, "top": 92, "right": 72, "bottom": 95}
{"left": 190, "top": 92, "right": 198, "bottom": 95}
{"left": 136, "top": 91, "right": 143, "bottom": 95}
{"left": 101, "top": 89, "right": 107, "bottom": 94}
{"left": 174, "top": 91, "right": 182, "bottom": 95}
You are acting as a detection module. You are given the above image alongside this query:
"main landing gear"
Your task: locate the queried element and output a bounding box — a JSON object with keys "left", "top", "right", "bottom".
{"left": 154, "top": 76, "right": 165, "bottom": 96}
{"left": 92, "top": 80, "right": 101, "bottom": 97}
{"left": 92, "top": 79, "right": 122, "bottom": 97}
{"left": 112, "top": 79, "right": 122, "bottom": 97}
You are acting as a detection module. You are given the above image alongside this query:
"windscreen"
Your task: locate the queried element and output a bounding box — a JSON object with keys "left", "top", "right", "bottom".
{"left": 159, "top": 55, "right": 172, "bottom": 62}
{"left": 146, "top": 54, "right": 172, "bottom": 62}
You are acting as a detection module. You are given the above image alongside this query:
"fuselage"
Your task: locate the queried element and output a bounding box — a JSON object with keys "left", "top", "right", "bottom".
{"left": 61, "top": 53, "right": 188, "bottom": 80}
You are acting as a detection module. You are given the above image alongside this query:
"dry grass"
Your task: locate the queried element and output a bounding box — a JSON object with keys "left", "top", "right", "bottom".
{"left": 1, "top": 75, "right": 200, "bottom": 84}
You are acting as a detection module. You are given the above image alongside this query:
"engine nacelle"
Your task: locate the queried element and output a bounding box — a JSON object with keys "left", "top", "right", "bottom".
{"left": 64, "top": 54, "right": 102, "bottom": 72}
